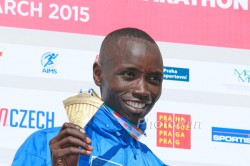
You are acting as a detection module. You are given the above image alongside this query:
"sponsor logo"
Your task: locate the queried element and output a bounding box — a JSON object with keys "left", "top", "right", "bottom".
{"left": 41, "top": 52, "right": 58, "bottom": 74}
{"left": 163, "top": 66, "right": 189, "bottom": 82}
{"left": 0, "top": 107, "right": 55, "bottom": 129}
{"left": 212, "top": 127, "right": 250, "bottom": 145}
{"left": 234, "top": 69, "right": 250, "bottom": 84}
{"left": 157, "top": 112, "right": 191, "bottom": 149}
{"left": 222, "top": 68, "right": 250, "bottom": 93}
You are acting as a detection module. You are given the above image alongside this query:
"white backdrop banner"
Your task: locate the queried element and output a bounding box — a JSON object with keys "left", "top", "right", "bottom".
{"left": 0, "top": 0, "right": 250, "bottom": 166}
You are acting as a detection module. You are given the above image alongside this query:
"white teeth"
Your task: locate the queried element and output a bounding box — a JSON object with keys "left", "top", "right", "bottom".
{"left": 126, "top": 101, "right": 145, "bottom": 109}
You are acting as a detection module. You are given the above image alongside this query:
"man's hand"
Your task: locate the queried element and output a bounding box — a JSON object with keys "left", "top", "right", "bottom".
{"left": 49, "top": 123, "right": 93, "bottom": 166}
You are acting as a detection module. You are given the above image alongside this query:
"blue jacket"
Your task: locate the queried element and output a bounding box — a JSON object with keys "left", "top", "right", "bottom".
{"left": 12, "top": 105, "right": 167, "bottom": 166}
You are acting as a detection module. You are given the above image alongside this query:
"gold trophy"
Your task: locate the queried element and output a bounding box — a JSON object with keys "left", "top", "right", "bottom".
{"left": 63, "top": 90, "right": 103, "bottom": 128}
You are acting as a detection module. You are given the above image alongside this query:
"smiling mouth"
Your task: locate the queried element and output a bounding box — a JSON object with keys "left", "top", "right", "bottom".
{"left": 125, "top": 101, "right": 146, "bottom": 109}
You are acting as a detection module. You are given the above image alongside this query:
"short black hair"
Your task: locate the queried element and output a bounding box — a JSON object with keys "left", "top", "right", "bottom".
{"left": 101, "top": 27, "right": 156, "bottom": 47}
{"left": 99, "top": 28, "right": 157, "bottom": 65}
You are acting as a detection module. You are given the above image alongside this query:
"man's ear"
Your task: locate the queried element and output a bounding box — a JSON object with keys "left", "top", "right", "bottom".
{"left": 93, "top": 62, "right": 102, "bottom": 86}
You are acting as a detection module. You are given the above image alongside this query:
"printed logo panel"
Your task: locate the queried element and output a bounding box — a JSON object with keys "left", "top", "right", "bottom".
{"left": 157, "top": 112, "right": 191, "bottom": 149}
{"left": 41, "top": 52, "right": 59, "bottom": 74}
{"left": 0, "top": 107, "right": 55, "bottom": 129}
{"left": 212, "top": 127, "right": 250, "bottom": 145}
{"left": 163, "top": 66, "right": 189, "bottom": 82}
{"left": 234, "top": 69, "right": 250, "bottom": 84}
{"left": 157, "top": 113, "right": 173, "bottom": 148}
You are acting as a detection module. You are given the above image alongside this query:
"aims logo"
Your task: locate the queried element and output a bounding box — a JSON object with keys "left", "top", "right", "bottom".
{"left": 41, "top": 52, "right": 59, "bottom": 74}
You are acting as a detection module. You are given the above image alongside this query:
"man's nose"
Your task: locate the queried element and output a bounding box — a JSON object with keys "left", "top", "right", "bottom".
{"left": 132, "top": 77, "right": 151, "bottom": 102}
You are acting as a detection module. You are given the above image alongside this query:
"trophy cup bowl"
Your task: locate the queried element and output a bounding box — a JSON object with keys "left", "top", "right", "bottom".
{"left": 63, "top": 92, "right": 103, "bottom": 128}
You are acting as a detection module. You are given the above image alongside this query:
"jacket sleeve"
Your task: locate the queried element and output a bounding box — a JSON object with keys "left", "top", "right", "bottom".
{"left": 11, "top": 130, "right": 48, "bottom": 166}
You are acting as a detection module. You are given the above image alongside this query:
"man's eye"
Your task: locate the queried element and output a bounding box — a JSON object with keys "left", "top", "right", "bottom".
{"left": 124, "top": 72, "right": 134, "bottom": 77}
{"left": 121, "top": 71, "right": 135, "bottom": 79}
{"left": 148, "top": 75, "right": 163, "bottom": 85}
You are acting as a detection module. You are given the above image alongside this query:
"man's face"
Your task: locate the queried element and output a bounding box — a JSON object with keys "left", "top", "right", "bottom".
{"left": 99, "top": 36, "right": 163, "bottom": 123}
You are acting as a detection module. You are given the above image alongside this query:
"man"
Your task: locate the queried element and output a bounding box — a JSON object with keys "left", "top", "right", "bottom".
{"left": 12, "top": 28, "right": 167, "bottom": 166}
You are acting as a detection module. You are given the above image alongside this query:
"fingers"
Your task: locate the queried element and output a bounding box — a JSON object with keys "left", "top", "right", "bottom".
{"left": 52, "top": 145, "right": 92, "bottom": 157}
{"left": 50, "top": 122, "right": 93, "bottom": 156}
{"left": 59, "top": 136, "right": 93, "bottom": 152}
{"left": 50, "top": 122, "right": 94, "bottom": 166}
{"left": 51, "top": 123, "right": 92, "bottom": 145}
{"left": 60, "top": 122, "right": 81, "bottom": 131}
